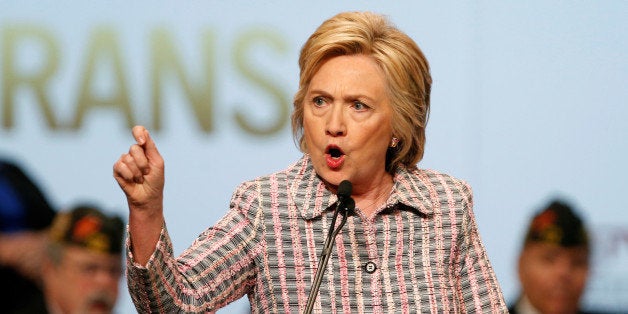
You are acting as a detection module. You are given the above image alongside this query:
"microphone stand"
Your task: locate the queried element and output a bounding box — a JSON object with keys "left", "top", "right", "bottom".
{"left": 304, "top": 198, "right": 354, "bottom": 314}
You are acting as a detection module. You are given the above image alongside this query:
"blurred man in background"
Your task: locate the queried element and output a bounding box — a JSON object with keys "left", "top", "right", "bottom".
{"left": 509, "top": 199, "right": 593, "bottom": 314}
{"left": 1, "top": 159, "right": 125, "bottom": 314}
{"left": 0, "top": 159, "right": 56, "bottom": 313}
{"left": 37, "top": 204, "right": 124, "bottom": 314}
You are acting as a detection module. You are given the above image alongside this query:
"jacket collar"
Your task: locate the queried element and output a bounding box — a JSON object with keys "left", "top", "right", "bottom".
{"left": 289, "top": 155, "right": 434, "bottom": 220}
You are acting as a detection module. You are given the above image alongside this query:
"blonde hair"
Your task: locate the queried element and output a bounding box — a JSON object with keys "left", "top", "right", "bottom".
{"left": 291, "top": 11, "right": 432, "bottom": 171}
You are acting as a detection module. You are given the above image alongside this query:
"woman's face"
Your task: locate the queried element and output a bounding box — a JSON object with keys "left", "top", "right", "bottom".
{"left": 303, "top": 54, "right": 393, "bottom": 191}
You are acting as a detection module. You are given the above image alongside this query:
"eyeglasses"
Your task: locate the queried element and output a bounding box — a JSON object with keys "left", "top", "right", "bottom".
{"left": 61, "top": 250, "right": 122, "bottom": 279}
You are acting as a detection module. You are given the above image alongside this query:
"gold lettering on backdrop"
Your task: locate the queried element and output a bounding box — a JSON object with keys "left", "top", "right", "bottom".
{"left": 73, "top": 27, "right": 134, "bottom": 129}
{"left": 1, "top": 24, "right": 291, "bottom": 136}
{"left": 150, "top": 29, "right": 215, "bottom": 132}
{"left": 233, "top": 29, "right": 289, "bottom": 136}
{"left": 2, "top": 25, "right": 60, "bottom": 129}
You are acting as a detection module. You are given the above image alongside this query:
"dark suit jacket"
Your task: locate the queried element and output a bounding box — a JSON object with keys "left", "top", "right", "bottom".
{"left": 0, "top": 160, "right": 56, "bottom": 314}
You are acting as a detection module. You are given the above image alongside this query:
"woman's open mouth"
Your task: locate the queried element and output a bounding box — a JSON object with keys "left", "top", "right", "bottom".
{"left": 325, "top": 145, "right": 345, "bottom": 169}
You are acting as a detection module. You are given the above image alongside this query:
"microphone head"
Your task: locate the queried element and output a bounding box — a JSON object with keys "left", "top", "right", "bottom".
{"left": 337, "top": 180, "right": 352, "bottom": 198}
{"left": 344, "top": 197, "right": 356, "bottom": 211}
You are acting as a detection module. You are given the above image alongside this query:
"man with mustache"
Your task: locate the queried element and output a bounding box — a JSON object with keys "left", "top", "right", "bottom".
{"left": 38, "top": 205, "right": 124, "bottom": 314}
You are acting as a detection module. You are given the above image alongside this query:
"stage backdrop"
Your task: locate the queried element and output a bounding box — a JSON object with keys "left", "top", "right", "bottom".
{"left": 1, "top": 2, "right": 627, "bottom": 312}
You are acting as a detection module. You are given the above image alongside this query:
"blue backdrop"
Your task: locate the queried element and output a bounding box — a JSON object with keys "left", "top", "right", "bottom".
{"left": 1, "top": 2, "right": 627, "bottom": 312}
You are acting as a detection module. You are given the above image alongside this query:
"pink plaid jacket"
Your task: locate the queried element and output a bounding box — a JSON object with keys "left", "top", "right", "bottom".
{"left": 126, "top": 155, "right": 507, "bottom": 313}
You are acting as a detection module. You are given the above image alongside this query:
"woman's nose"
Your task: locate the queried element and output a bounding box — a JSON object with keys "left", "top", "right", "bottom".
{"left": 325, "top": 104, "right": 346, "bottom": 137}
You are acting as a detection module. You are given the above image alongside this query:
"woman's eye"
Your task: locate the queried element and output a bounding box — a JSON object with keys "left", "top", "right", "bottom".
{"left": 313, "top": 97, "right": 325, "bottom": 106}
{"left": 353, "top": 101, "right": 369, "bottom": 111}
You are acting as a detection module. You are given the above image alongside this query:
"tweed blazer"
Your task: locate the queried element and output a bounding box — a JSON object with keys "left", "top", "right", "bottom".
{"left": 126, "top": 155, "right": 507, "bottom": 313}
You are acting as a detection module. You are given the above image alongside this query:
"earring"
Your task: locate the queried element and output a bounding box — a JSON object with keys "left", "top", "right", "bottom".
{"left": 390, "top": 137, "right": 399, "bottom": 148}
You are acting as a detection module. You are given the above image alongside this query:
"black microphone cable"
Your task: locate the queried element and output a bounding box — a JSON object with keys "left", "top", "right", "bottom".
{"left": 304, "top": 180, "right": 355, "bottom": 314}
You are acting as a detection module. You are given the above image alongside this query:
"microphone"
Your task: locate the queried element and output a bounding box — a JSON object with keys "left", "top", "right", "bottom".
{"left": 305, "top": 180, "right": 355, "bottom": 314}
{"left": 335, "top": 180, "right": 354, "bottom": 216}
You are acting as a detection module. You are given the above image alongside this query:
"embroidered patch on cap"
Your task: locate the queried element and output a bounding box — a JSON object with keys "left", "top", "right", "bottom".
{"left": 524, "top": 200, "right": 588, "bottom": 247}
{"left": 49, "top": 205, "right": 124, "bottom": 254}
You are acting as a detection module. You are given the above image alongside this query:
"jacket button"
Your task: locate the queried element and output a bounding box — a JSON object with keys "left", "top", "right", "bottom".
{"left": 364, "top": 261, "right": 377, "bottom": 274}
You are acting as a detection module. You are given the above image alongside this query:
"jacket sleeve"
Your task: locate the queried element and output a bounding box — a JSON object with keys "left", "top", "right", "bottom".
{"left": 125, "top": 181, "right": 264, "bottom": 313}
{"left": 454, "top": 180, "right": 509, "bottom": 313}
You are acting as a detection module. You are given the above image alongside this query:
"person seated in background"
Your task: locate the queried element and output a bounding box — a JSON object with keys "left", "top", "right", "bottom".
{"left": 510, "top": 199, "right": 593, "bottom": 314}
{"left": 35, "top": 204, "right": 124, "bottom": 314}
{"left": 0, "top": 159, "right": 57, "bottom": 313}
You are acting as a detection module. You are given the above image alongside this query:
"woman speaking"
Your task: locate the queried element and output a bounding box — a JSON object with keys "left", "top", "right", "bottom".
{"left": 113, "top": 11, "right": 507, "bottom": 313}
